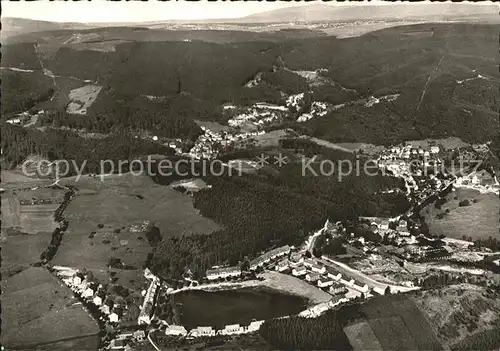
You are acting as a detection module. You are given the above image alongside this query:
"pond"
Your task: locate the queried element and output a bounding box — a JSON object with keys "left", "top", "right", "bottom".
{"left": 173, "top": 287, "right": 307, "bottom": 329}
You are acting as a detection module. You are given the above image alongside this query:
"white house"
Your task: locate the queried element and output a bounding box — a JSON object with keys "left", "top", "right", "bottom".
{"left": 220, "top": 324, "right": 242, "bottom": 335}
{"left": 133, "top": 330, "right": 146, "bottom": 341}
{"left": 317, "top": 278, "right": 334, "bottom": 288}
{"left": 493, "top": 259, "right": 500, "bottom": 266}
{"left": 83, "top": 288, "right": 94, "bottom": 298}
{"left": 396, "top": 225, "right": 410, "bottom": 237}
{"left": 109, "top": 312, "right": 119, "bottom": 323}
{"left": 275, "top": 259, "right": 290, "bottom": 272}
{"left": 292, "top": 266, "right": 307, "bottom": 277}
{"left": 6, "top": 118, "right": 22, "bottom": 125}
{"left": 379, "top": 220, "right": 390, "bottom": 231}
{"left": 303, "top": 258, "right": 315, "bottom": 268}
{"left": 110, "top": 339, "right": 126, "bottom": 350}
{"left": 73, "top": 276, "right": 82, "bottom": 286}
{"left": 354, "top": 284, "right": 370, "bottom": 294}
{"left": 165, "top": 325, "right": 188, "bottom": 336}
{"left": 311, "top": 263, "right": 326, "bottom": 274}
{"left": 289, "top": 253, "right": 304, "bottom": 267}
{"left": 329, "top": 283, "right": 347, "bottom": 295}
{"left": 247, "top": 320, "right": 264, "bottom": 332}
{"left": 306, "top": 273, "right": 320, "bottom": 282}
{"left": 192, "top": 326, "right": 215, "bottom": 337}
{"left": 327, "top": 270, "right": 342, "bottom": 281}
{"left": 93, "top": 296, "right": 103, "bottom": 306}
{"left": 100, "top": 305, "right": 110, "bottom": 315}
{"left": 117, "top": 332, "right": 133, "bottom": 340}
{"left": 206, "top": 266, "right": 241, "bottom": 280}
{"left": 430, "top": 146, "right": 440, "bottom": 154}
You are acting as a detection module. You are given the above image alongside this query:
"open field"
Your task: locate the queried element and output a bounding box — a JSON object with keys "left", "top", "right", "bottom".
{"left": 1, "top": 267, "right": 99, "bottom": 350}
{"left": 343, "top": 320, "right": 384, "bottom": 351}
{"left": 66, "top": 84, "right": 103, "bottom": 114}
{"left": 2, "top": 196, "right": 21, "bottom": 228}
{"left": 251, "top": 129, "right": 289, "bottom": 147}
{"left": 14, "top": 187, "right": 66, "bottom": 203}
{"left": 335, "top": 142, "right": 386, "bottom": 155}
{"left": 20, "top": 203, "right": 60, "bottom": 234}
{"left": 53, "top": 174, "right": 219, "bottom": 271}
{"left": 1, "top": 232, "right": 52, "bottom": 275}
{"left": 309, "top": 137, "right": 355, "bottom": 153}
{"left": 68, "top": 39, "right": 130, "bottom": 52}
{"left": 2, "top": 188, "right": 62, "bottom": 234}
{"left": 194, "top": 119, "right": 231, "bottom": 133}
{"left": 1, "top": 169, "right": 41, "bottom": 183}
{"left": 423, "top": 188, "right": 498, "bottom": 240}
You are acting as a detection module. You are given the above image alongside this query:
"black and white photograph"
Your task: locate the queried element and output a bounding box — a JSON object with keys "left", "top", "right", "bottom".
{"left": 1, "top": 1, "right": 499, "bottom": 350}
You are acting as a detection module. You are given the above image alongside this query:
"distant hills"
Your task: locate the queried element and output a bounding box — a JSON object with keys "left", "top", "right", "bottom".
{"left": 2, "top": 17, "right": 93, "bottom": 38}
{"left": 2, "top": 2, "right": 498, "bottom": 39}
{"left": 242, "top": 3, "right": 499, "bottom": 23}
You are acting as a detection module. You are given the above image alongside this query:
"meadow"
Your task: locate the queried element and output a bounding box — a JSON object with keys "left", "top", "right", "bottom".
{"left": 1, "top": 267, "right": 99, "bottom": 350}
{"left": 54, "top": 174, "right": 219, "bottom": 270}
{"left": 423, "top": 188, "right": 498, "bottom": 240}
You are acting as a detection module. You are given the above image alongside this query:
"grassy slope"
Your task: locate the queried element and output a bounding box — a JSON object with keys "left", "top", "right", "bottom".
{"left": 1, "top": 267, "right": 99, "bottom": 349}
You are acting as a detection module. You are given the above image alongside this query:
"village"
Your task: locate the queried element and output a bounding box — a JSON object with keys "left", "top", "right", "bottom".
{"left": 49, "top": 203, "right": 499, "bottom": 351}
{"left": 36, "top": 133, "right": 499, "bottom": 351}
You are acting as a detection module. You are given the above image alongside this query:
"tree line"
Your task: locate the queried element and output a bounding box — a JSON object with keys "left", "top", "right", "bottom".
{"left": 259, "top": 311, "right": 353, "bottom": 350}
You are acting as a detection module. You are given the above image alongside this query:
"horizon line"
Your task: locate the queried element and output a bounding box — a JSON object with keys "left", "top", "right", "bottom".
{"left": 3, "top": 1, "right": 497, "bottom": 24}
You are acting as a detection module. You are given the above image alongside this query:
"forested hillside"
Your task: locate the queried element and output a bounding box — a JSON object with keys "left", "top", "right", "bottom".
{"left": 260, "top": 312, "right": 353, "bottom": 350}
{"left": 3, "top": 23, "right": 497, "bottom": 145}
{"left": 1, "top": 123, "right": 174, "bottom": 172}
{"left": 151, "top": 156, "right": 409, "bottom": 279}
{"left": 1, "top": 71, "right": 54, "bottom": 115}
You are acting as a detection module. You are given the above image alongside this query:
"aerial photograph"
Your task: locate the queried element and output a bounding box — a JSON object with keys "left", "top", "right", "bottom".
{"left": 1, "top": 1, "right": 499, "bottom": 350}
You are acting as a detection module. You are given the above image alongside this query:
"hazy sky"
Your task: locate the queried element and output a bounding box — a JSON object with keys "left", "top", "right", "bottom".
{"left": 4, "top": 0, "right": 399, "bottom": 23}
{"left": 3, "top": 1, "right": 495, "bottom": 23}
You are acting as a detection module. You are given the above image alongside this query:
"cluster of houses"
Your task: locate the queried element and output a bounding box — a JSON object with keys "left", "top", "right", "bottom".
{"left": 138, "top": 275, "right": 160, "bottom": 325}
{"left": 380, "top": 144, "right": 441, "bottom": 161}
{"left": 129, "top": 220, "right": 150, "bottom": 233}
{"left": 387, "top": 239, "right": 454, "bottom": 262}
{"left": 54, "top": 267, "right": 121, "bottom": 323}
{"left": 108, "top": 330, "right": 146, "bottom": 350}
{"left": 6, "top": 110, "right": 45, "bottom": 125}
{"left": 250, "top": 245, "right": 291, "bottom": 270}
{"left": 203, "top": 245, "right": 293, "bottom": 280}
{"left": 205, "top": 266, "right": 242, "bottom": 281}
{"left": 456, "top": 169, "right": 498, "bottom": 190}
{"left": 19, "top": 197, "right": 58, "bottom": 205}
{"left": 165, "top": 320, "right": 265, "bottom": 338}
{"left": 296, "top": 101, "right": 329, "bottom": 122}
{"left": 188, "top": 125, "right": 265, "bottom": 160}
{"left": 227, "top": 104, "right": 286, "bottom": 128}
